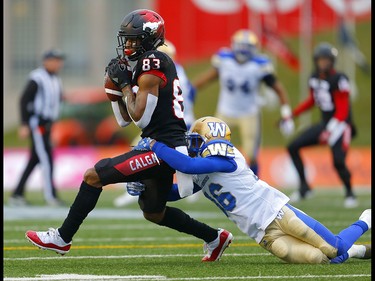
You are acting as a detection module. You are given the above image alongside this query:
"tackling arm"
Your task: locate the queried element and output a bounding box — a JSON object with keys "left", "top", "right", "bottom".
{"left": 167, "top": 183, "right": 203, "bottom": 201}
{"left": 151, "top": 141, "right": 236, "bottom": 174}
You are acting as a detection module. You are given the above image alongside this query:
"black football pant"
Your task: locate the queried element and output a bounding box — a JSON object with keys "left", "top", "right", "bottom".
{"left": 13, "top": 122, "right": 58, "bottom": 201}
{"left": 287, "top": 122, "right": 354, "bottom": 198}
{"left": 58, "top": 150, "right": 218, "bottom": 244}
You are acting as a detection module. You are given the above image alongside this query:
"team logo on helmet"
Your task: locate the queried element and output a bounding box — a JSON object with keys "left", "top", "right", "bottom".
{"left": 207, "top": 122, "right": 227, "bottom": 138}
{"left": 143, "top": 21, "right": 162, "bottom": 34}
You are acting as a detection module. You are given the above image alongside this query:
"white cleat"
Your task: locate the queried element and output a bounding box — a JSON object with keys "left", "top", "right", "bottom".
{"left": 344, "top": 196, "right": 359, "bottom": 209}
{"left": 25, "top": 228, "right": 71, "bottom": 255}
{"left": 359, "top": 209, "right": 371, "bottom": 229}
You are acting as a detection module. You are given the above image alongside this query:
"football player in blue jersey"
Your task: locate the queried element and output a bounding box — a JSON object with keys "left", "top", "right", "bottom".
{"left": 129, "top": 116, "right": 371, "bottom": 264}
{"left": 193, "top": 29, "right": 294, "bottom": 176}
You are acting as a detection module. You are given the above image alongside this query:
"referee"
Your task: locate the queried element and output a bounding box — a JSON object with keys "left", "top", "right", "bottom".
{"left": 9, "top": 49, "right": 66, "bottom": 207}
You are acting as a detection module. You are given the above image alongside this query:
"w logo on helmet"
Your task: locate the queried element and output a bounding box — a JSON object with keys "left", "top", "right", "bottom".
{"left": 207, "top": 122, "right": 226, "bottom": 137}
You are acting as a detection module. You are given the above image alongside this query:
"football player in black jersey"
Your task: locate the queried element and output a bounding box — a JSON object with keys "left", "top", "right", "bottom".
{"left": 25, "top": 9, "right": 233, "bottom": 262}
{"left": 281, "top": 42, "right": 358, "bottom": 208}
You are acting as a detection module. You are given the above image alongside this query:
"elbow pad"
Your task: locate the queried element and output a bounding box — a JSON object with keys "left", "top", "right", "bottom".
{"left": 111, "top": 101, "right": 131, "bottom": 127}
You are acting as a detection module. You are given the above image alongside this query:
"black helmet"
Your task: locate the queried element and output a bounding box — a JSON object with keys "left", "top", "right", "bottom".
{"left": 313, "top": 42, "right": 338, "bottom": 65}
{"left": 117, "top": 9, "right": 165, "bottom": 61}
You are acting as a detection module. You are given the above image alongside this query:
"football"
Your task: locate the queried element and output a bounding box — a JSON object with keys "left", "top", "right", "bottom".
{"left": 104, "top": 72, "right": 123, "bottom": 101}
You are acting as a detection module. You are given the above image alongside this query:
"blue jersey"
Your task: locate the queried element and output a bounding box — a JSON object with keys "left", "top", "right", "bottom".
{"left": 152, "top": 141, "right": 289, "bottom": 243}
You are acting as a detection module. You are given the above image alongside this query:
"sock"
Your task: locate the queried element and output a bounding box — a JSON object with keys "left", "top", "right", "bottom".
{"left": 58, "top": 181, "right": 102, "bottom": 243}
{"left": 158, "top": 206, "right": 218, "bottom": 243}
{"left": 330, "top": 253, "right": 349, "bottom": 264}
{"left": 334, "top": 221, "right": 368, "bottom": 256}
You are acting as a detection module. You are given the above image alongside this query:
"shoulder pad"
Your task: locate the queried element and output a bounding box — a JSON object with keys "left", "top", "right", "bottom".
{"left": 200, "top": 140, "right": 235, "bottom": 158}
{"left": 212, "top": 48, "right": 234, "bottom": 67}
{"left": 216, "top": 47, "right": 235, "bottom": 59}
{"left": 251, "top": 55, "right": 271, "bottom": 65}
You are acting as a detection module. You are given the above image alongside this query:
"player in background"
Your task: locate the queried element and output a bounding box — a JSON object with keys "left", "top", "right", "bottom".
{"left": 281, "top": 42, "right": 358, "bottom": 208}
{"left": 131, "top": 116, "right": 371, "bottom": 264}
{"left": 192, "top": 29, "right": 294, "bottom": 176}
{"left": 113, "top": 39, "right": 198, "bottom": 207}
{"left": 25, "top": 9, "right": 233, "bottom": 262}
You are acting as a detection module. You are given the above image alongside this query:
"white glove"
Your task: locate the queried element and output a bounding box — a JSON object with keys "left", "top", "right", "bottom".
{"left": 279, "top": 104, "right": 294, "bottom": 137}
{"left": 279, "top": 118, "right": 295, "bottom": 137}
{"left": 325, "top": 117, "right": 348, "bottom": 146}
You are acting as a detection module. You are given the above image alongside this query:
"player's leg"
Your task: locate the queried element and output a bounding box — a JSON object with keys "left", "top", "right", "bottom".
{"left": 284, "top": 204, "right": 370, "bottom": 260}
{"left": 25, "top": 150, "right": 164, "bottom": 254}
{"left": 238, "top": 113, "right": 261, "bottom": 176}
{"left": 10, "top": 126, "right": 40, "bottom": 205}
{"left": 40, "top": 124, "right": 62, "bottom": 205}
{"left": 331, "top": 244, "right": 371, "bottom": 264}
{"left": 260, "top": 233, "right": 330, "bottom": 264}
{"left": 330, "top": 129, "right": 357, "bottom": 208}
{"left": 239, "top": 114, "right": 259, "bottom": 175}
{"left": 139, "top": 175, "right": 233, "bottom": 261}
{"left": 287, "top": 123, "right": 324, "bottom": 200}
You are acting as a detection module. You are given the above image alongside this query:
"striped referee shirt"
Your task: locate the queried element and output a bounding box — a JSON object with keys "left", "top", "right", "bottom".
{"left": 20, "top": 67, "right": 63, "bottom": 125}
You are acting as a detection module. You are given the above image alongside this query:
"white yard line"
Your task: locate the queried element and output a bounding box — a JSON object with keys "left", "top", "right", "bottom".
{"left": 4, "top": 253, "right": 271, "bottom": 261}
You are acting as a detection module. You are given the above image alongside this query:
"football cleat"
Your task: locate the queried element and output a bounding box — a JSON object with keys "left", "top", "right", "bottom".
{"left": 25, "top": 228, "right": 71, "bottom": 255}
{"left": 344, "top": 196, "right": 359, "bottom": 209}
{"left": 363, "top": 244, "right": 371, "bottom": 259}
{"left": 202, "top": 228, "right": 233, "bottom": 262}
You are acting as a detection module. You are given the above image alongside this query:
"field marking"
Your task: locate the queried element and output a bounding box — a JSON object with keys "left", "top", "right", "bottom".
{"left": 4, "top": 235, "right": 372, "bottom": 245}
{"left": 3, "top": 235, "right": 255, "bottom": 244}
{"left": 4, "top": 242, "right": 259, "bottom": 252}
{"left": 3, "top": 274, "right": 372, "bottom": 280}
{"left": 4, "top": 253, "right": 271, "bottom": 261}
{"left": 4, "top": 220, "right": 365, "bottom": 232}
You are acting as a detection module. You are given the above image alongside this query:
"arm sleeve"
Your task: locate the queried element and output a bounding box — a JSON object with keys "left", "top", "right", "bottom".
{"left": 20, "top": 80, "right": 38, "bottom": 124}
{"left": 292, "top": 88, "right": 315, "bottom": 117}
{"left": 152, "top": 142, "right": 237, "bottom": 174}
{"left": 167, "top": 183, "right": 202, "bottom": 202}
{"left": 332, "top": 90, "right": 349, "bottom": 121}
{"left": 332, "top": 75, "right": 350, "bottom": 121}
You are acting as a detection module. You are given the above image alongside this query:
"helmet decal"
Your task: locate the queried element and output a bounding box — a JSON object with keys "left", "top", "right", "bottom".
{"left": 207, "top": 122, "right": 227, "bottom": 138}
{"left": 143, "top": 21, "right": 163, "bottom": 34}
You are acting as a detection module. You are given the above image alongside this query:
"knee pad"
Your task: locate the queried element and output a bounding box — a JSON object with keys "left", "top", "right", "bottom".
{"left": 305, "top": 248, "right": 330, "bottom": 264}
{"left": 271, "top": 239, "right": 289, "bottom": 259}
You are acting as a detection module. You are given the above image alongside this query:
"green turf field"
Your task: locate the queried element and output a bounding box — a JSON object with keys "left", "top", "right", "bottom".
{"left": 3, "top": 188, "right": 371, "bottom": 280}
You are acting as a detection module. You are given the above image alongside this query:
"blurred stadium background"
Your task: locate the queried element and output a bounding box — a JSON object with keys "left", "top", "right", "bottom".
{"left": 3, "top": 0, "right": 371, "bottom": 191}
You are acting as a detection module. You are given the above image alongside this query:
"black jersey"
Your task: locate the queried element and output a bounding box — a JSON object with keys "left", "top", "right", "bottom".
{"left": 132, "top": 50, "right": 187, "bottom": 147}
{"left": 308, "top": 71, "right": 353, "bottom": 124}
